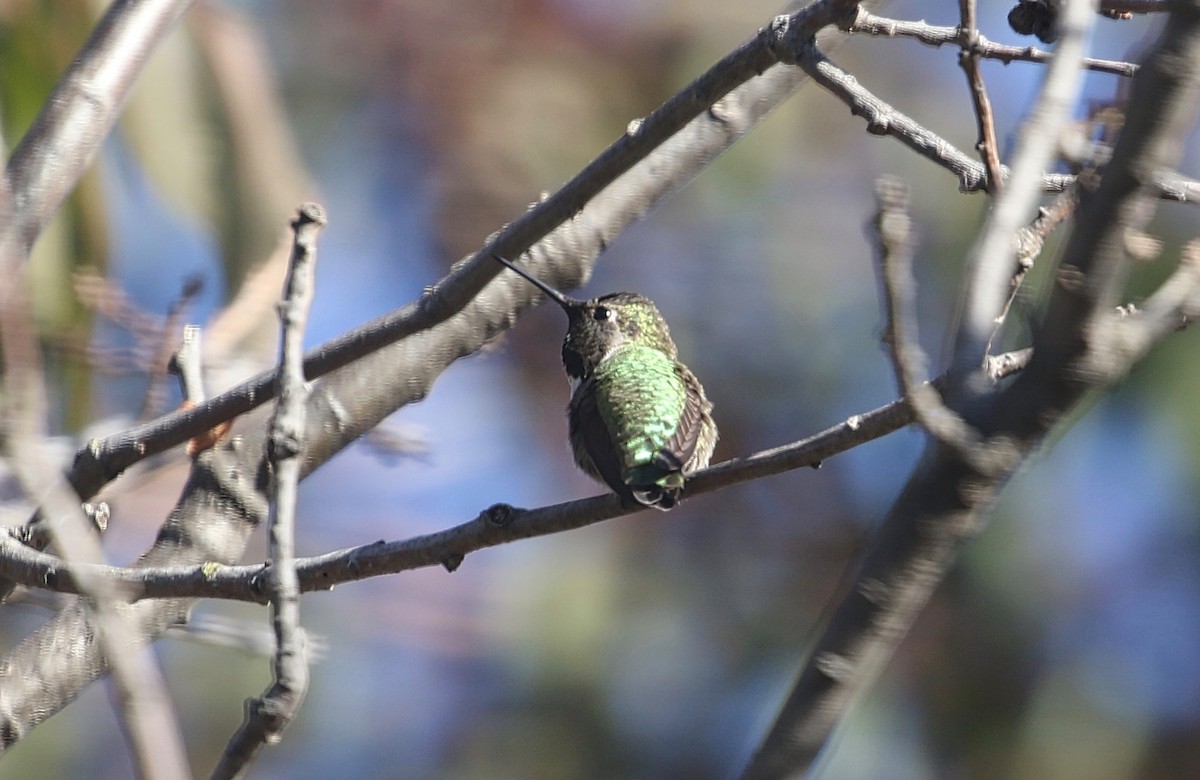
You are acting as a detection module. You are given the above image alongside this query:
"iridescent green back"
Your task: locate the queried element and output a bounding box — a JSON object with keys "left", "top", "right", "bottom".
{"left": 591, "top": 344, "right": 686, "bottom": 482}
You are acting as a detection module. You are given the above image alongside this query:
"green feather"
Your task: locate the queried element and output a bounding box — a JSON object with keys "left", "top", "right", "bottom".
{"left": 591, "top": 345, "right": 687, "bottom": 483}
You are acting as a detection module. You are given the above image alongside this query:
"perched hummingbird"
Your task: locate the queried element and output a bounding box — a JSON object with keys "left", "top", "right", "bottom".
{"left": 494, "top": 254, "right": 717, "bottom": 510}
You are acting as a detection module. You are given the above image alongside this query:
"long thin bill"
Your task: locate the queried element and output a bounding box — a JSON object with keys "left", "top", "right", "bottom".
{"left": 492, "top": 254, "right": 577, "bottom": 310}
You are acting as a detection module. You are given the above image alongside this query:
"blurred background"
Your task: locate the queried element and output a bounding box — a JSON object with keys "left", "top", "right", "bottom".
{"left": 2, "top": 1, "right": 1199, "bottom": 778}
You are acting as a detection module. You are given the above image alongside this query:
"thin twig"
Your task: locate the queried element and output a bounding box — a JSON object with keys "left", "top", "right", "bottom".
{"left": 985, "top": 188, "right": 1079, "bottom": 355}
{"left": 0, "top": 349, "right": 1034, "bottom": 603}
{"left": 48, "top": 0, "right": 1197, "bottom": 518}
{"left": 872, "top": 178, "right": 987, "bottom": 462}
{"left": 807, "top": 25, "right": 1199, "bottom": 213}
{"left": 957, "top": 0, "right": 1006, "bottom": 194}
{"left": 168, "top": 325, "right": 207, "bottom": 403}
{"left": 849, "top": 10, "right": 1138, "bottom": 77}
{"left": 952, "top": 0, "right": 1098, "bottom": 373}
{"left": 167, "top": 325, "right": 234, "bottom": 456}
{"left": 73, "top": 267, "right": 166, "bottom": 344}
{"left": 1087, "top": 240, "right": 1200, "bottom": 380}
{"left": 7, "top": 501, "right": 110, "bottom": 553}
{"left": 212, "top": 204, "right": 322, "bottom": 778}
{"left": 1029, "top": 1, "right": 1200, "bottom": 386}
{"left": 797, "top": 42, "right": 1076, "bottom": 194}
{"left": 139, "top": 276, "right": 204, "bottom": 421}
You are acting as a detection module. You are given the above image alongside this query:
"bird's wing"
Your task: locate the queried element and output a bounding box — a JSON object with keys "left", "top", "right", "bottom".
{"left": 657, "top": 365, "right": 715, "bottom": 476}
{"left": 568, "top": 377, "right": 632, "bottom": 501}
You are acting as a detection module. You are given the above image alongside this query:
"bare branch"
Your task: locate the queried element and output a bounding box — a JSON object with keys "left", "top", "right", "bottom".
{"left": 2, "top": 142, "right": 191, "bottom": 778}
{"left": 1097, "top": 239, "right": 1200, "bottom": 367}
{"left": 953, "top": 0, "right": 1098, "bottom": 372}
{"left": 58, "top": 0, "right": 868, "bottom": 509}
{"left": 0, "top": 350, "right": 1034, "bottom": 603}
{"left": 73, "top": 268, "right": 166, "bottom": 348}
{"left": 0, "top": 0, "right": 889, "bottom": 747}
{"left": 212, "top": 204, "right": 322, "bottom": 778}
{"left": 958, "top": 0, "right": 1006, "bottom": 193}
{"left": 742, "top": 2, "right": 1200, "bottom": 776}
{"left": 849, "top": 10, "right": 1138, "bottom": 77}
{"left": 985, "top": 187, "right": 1078, "bottom": 354}
{"left": 872, "top": 178, "right": 983, "bottom": 458}
{"left": 1029, "top": 3, "right": 1200, "bottom": 391}
{"left": 6, "top": 502, "right": 110, "bottom": 553}
{"left": 168, "top": 325, "right": 207, "bottom": 404}
{"left": 167, "top": 326, "right": 234, "bottom": 456}
{"left": 3, "top": 0, "right": 194, "bottom": 256}
{"left": 797, "top": 42, "right": 1075, "bottom": 194}
{"left": 10, "top": 0, "right": 1195, "bottom": 771}
{"left": 140, "top": 276, "right": 204, "bottom": 421}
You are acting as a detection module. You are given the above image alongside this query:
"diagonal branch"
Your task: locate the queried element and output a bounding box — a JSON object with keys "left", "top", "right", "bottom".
{"left": 797, "top": 31, "right": 1199, "bottom": 208}
{"left": 797, "top": 41, "right": 1075, "bottom": 194}
{"left": 3, "top": 0, "right": 194, "bottom": 255}
{"left": 58, "top": 0, "right": 867, "bottom": 509}
{"left": 741, "top": 2, "right": 1200, "bottom": 777}
{"left": 1101, "top": 239, "right": 1200, "bottom": 364}
{"left": 986, "top": 187, "right": 1079, "bottom": 355}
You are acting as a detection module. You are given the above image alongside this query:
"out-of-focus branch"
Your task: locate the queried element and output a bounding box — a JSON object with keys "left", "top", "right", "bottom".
{"left": 953, "top": 0, "right": 1097, "bottom": 372}
{"left": 3, "top": 589, "right": 303, "bottom": 657}
{"left": 0, "top": 349, "right": 1035, "bottom": 603}
{"left": 872, "top": 178, "right": 984, "bottom": 459}
{"left": 168, "top": 325, "right": 206, "bottom": 404}
{"left": 0, "top": 452, "right": 192, "bottom": 777}
{"left": 212, "top": 204, "right": 322, "bottom": 779}
{"left": 1, "top": 142, "right": 191, "bottom": 777}
{"left": 1100, "top": 239, "right": 1200, "bottom": 365}
{"left": 6, "top": 501, "right": 110, "bottom": 553}
{"left": 140, "top": 276, "right": 205, "bottom": 420}
{"left": 1100, "top": 0, "right": 1172, "bottom": 13}
{"left": 986, "top": 188, "right": 1078, "bottom": 354}
{"left": 2, "top": 0, "right": 194, "bottom": 256}
{"left": 186, "top": 2, "right": 316, "bottom": 291}
{"left": 1027, "top": 12, "right": 1200, "bottom": 386}
{"left": 742, "top": 2, "right": 1200, "bottom": 777}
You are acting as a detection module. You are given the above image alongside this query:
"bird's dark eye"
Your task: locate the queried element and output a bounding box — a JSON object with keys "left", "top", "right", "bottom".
{"left": 593, "top": 306, "right": 613, "bottom": 322}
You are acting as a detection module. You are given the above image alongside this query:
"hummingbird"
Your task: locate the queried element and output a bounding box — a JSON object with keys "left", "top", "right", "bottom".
{"left": 494, "top": 254, "right": 717, "bottom": 510}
